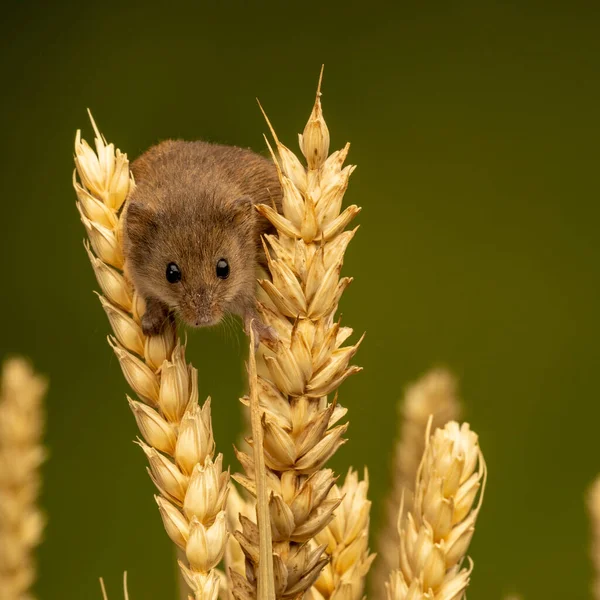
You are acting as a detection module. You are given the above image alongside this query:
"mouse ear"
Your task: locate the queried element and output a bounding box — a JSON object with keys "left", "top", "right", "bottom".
{"left": 125, "top": 201, "right": 158, "bottom": 242}
{"left": 230, "top": 195, "right": 254, "bottom": 225}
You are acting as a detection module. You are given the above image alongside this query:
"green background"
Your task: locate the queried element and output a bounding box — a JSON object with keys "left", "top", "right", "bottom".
{"left": 1, "top": 0, "right": 599, "bottom": 598}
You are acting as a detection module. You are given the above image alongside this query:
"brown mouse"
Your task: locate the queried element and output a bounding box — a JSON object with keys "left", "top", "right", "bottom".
{"left": 123, "top": 139, "right": 282, "bottom": 343}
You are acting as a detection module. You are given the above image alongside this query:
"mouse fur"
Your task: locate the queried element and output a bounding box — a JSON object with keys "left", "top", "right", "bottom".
{"left": 123, "top": 139, "right": 282, "bottom": 342}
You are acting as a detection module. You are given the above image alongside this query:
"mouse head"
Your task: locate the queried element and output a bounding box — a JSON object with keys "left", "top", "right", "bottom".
{"left": 124, "top": 195, "right": 257, "bottom": 328}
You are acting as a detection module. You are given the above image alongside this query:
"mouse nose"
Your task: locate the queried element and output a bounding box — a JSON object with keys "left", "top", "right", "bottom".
{"left": 194, "top": 313, "right": 212, "bottom": 327}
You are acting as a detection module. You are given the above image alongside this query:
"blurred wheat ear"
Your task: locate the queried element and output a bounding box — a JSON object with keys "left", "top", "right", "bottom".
{"left": 0, "top": 357, "right": 47, "bottom": 600}
{"left": 74, "top": 116, "right": 228, "bottom": 600}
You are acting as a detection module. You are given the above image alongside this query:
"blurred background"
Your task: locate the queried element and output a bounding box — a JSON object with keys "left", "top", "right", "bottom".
{"left": 1, "top": 0, "right": 599, "bottom": 598}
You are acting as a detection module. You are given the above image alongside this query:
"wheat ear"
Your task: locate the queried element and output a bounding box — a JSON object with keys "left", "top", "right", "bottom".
{"left": 73, "top": 116, "right": 229, "bottom": 600}
{"left": 588, "top": 477, "right": 600, "bottom": 600}
{"left": 0, "top": 358, "right": 47, "bottom": 600}
{"left": 372, "top": 369, "right": 462, "bottom": 598}
{"left": 230, "top": 70, "right": 364, "bottom": 599}
{"left": 307, "top": 468, "right": 375, "bottom": 600}
{"left": 386, "top": 421, "right": 486, "bottom": 600}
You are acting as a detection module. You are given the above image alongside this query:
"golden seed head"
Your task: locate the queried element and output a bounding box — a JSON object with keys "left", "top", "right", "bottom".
{"left": 230, "top": 76, "right": 365, "bottom": 598}
{"left": 75, "top": 114, "right": 227, "bottom": 595}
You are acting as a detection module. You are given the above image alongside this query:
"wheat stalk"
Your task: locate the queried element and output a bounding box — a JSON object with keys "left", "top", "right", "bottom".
{"left": 230, "top": 70, "right": 365, "bottom": 599}
{"left": 73, "top": 116, "right": 229, "bottom": 600}
{"left": 386, "top": 421, "right": 486, "bottom": 600}
{"left": 307, "top": 469, "right": 375, "bottom": 600}
{"left": 372, "top": 369, "right": 462, "bottom": 599}
{"left": 0, "top": 358, "right": 47, "bottom": 600}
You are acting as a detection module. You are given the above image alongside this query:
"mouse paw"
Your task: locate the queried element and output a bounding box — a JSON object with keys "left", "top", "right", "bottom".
{"left": 141, "top": 298, "right": 170, "bottom": 337}
{"left": 245, "top": 315, "right": 278, "bottom": 349}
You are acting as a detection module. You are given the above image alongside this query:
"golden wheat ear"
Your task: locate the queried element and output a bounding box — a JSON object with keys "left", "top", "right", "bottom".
{"left": 229, "top": 69, "right": 367, "bottom": 600}
{"left": 74, "top": 116, "right": 228, "bottom": 600}
{"left": 371, "top": 368, "right": 462, "bottom": 598}
{"left": 386, "top": 420, "right": 487, "bottom": 600}
{"left": 0, "top": 357, "right": 47, "bottom": 599}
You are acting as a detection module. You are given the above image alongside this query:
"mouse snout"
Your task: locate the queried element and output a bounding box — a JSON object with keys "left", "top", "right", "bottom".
{"left": 190, "top": 290, "right": 220, "bottom": 327}
{"left": 194, "top": 313, "right": 213, "bottom": 326}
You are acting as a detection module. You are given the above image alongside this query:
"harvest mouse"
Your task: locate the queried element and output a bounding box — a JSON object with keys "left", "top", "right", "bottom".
{"left": 123, "top": 140, "right": 282, "bottom": 343}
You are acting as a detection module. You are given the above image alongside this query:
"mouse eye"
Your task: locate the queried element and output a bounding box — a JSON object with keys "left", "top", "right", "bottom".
{"left": 166, "top": 262, "right": 182, "bottom": 283}
{"left": 216, "top": 258, "right": 229, "bottom": 280}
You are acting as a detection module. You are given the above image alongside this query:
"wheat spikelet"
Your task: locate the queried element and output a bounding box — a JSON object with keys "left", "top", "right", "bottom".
{"left": 386, "top": 421, "right": 486, "bottom": 600}
{"left": 0, "top": 358, "right": 47, "bottom": 600}
{"left": 588, "top": 477, "right": 600, "bottom": 600}
{"left": 73, "top": 116, "right": 228, "bottom": 600}
{"left": 231, "top": 70, "right": 365, "bottom": 599}
{"left": 372, "top": 369, "right": 461, "bottom": 598}
{"left": 307, "top": 469, "right": 375, "bottom": 600}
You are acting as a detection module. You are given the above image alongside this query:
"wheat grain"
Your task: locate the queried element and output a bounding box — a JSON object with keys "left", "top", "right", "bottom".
{"left": 230, "top": 69, "right": 365, "bottom": 600}
{"left": 386, "top": 421, "right": 486, "bottom": 600}
{"left": 0, "top": 358, "right": 47, "bottom": 600}
{"left": 74, "top": 116, "right": 228, "bottom": 600}
{"left": 372, "top": 369, "right": 461, "bottom": 599}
